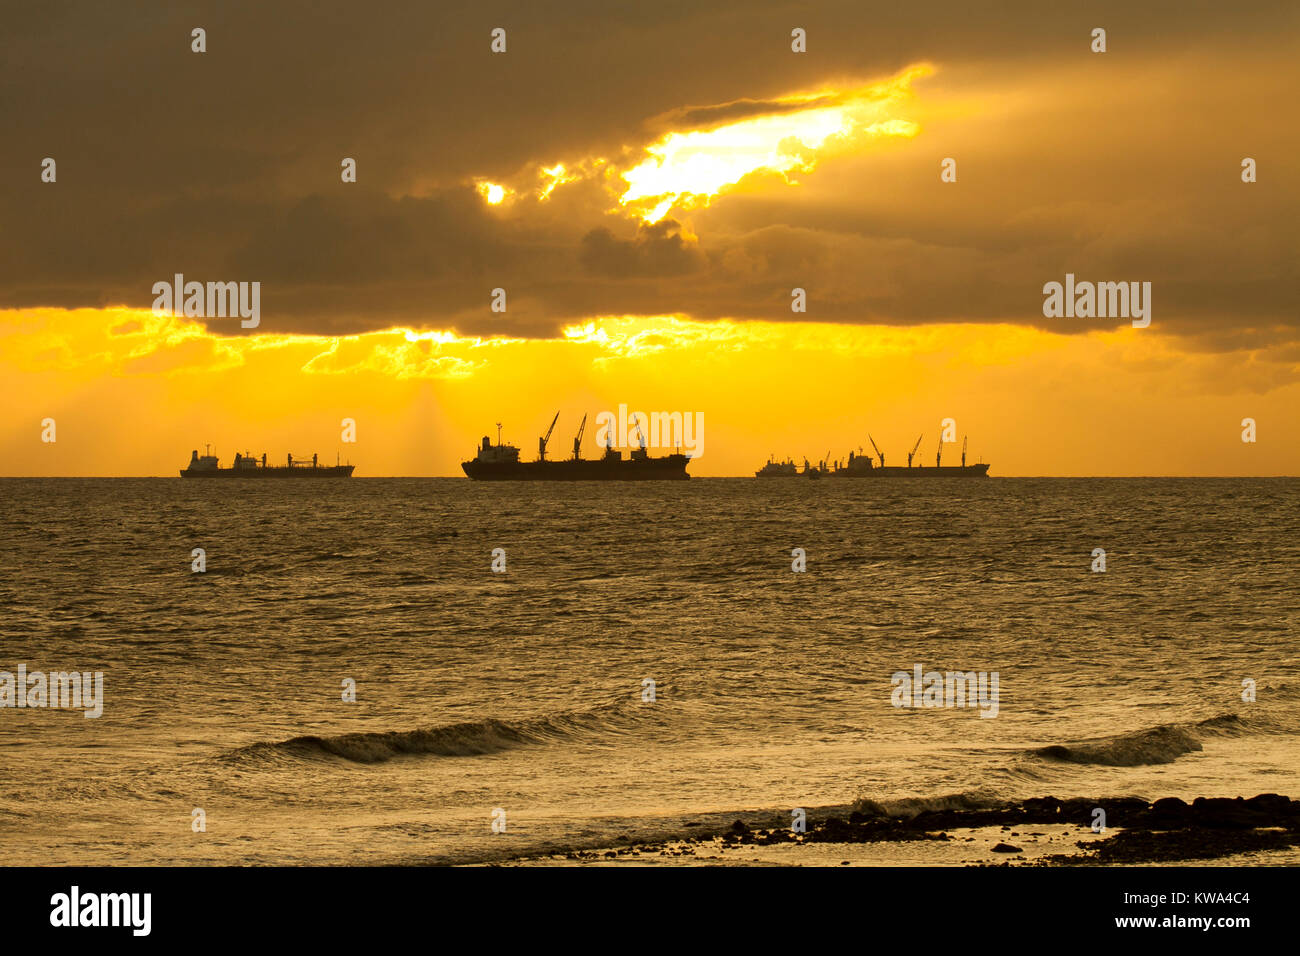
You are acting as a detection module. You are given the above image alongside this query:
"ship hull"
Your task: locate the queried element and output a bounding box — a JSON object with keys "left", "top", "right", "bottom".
{"left": 180, "top": 466, "right": 355, "bottom": 478}
{"left": 833, "top": 464, "right": 990, "bottom": 477}
{"left": 462, "top": 456, "right": 689, "bottom": 481}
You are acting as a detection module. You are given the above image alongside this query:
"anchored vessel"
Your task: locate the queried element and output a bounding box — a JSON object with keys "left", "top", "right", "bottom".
{"left": 180, "top": 446, "right": 354, "bottom": 478}
{"left": 831, "top": 433, "right": 989, "bottom": 477}
{"left": 761, "top": 434, "right": 990, "bottom": 477}
{"left": 462, "top": 415, "right": 690, "bottom": 481}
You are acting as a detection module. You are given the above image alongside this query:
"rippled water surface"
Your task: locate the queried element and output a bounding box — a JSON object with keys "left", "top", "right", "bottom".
{"left": 1, "top": 477, "right": 1297, "bottom": 864}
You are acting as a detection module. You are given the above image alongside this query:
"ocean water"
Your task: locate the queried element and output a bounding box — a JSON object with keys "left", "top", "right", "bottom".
{"left": 1, "top": 477, "right": 1297, "bottom": 865}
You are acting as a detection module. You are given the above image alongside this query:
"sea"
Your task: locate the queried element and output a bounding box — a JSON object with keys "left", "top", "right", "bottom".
{"left": 1, "top": 477, "right": 1297, "bottom": 864}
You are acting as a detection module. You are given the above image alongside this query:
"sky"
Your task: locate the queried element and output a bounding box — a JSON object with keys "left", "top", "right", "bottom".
{"left": 1, "top": 0, "right": 1297, "bottom": 476}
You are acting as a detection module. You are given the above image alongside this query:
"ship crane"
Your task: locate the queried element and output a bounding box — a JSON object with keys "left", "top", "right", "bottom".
{"left": 936, "top": 434, "right": 943, "bottom": 468}
{"left": 572, "top": 413, "right": 587, "bottom": 460}
{"left": 868, "top": 434, "right": 885, "bottom": 467}
{"left": 907, "top": 434, "right": 923, "bottom": 468}
{"left": 961, "top": 435, "right": 968, "bottom": 468}
{"left": 538, "top": 411, "right": 559, "bottom": 461}
{"left": 625, "top": 415, "right": 649, "bottom": 461}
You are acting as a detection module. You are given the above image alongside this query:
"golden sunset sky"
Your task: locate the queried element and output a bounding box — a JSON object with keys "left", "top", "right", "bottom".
{"left": 1, "top": 2, "right": 1296, "bottom": 475}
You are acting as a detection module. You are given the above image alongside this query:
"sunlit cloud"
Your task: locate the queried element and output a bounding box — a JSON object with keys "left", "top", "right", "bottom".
{"left": 475, "top": 180, "right": 508, "bottom": 204}
{"left": 0, "top": 309, "right": 505, "bottom": 381}
{"left": 301, "top": 337, "right": 484, "bottom": 379}
{"left": 563, "top": 315, "right": 751, "bottom": 358}
{"left": 498, "top": 64, "right": 931, "bottom": 224}
{"left": 538, "top": 163, "right": 582, "bottom": 200}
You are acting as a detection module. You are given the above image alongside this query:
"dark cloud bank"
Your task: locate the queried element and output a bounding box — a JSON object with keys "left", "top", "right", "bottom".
{"left": 1, "top": 0, "right": 1295, "bottom": 342}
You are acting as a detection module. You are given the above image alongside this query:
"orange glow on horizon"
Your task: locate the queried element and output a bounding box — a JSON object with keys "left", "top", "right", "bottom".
{"left": 2, "top": 307, "right": 1298, "bottom": 478}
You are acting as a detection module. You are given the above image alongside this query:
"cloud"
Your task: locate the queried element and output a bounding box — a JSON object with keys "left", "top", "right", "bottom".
{"left": 580, "top": 219, "right": 703, "bottom": 277}
{"left": 0, "top": 0, "right": 1295, "bottom": 350}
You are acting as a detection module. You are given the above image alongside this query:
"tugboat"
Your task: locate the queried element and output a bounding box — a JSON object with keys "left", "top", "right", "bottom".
{"left": 180, "top": 445, "right": 354, "bottom": 478}
{"left": 462, "top": 416, "right": 690, "bottom": 481}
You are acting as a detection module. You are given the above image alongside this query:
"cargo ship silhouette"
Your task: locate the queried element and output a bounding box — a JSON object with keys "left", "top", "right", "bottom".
{"left": 180, "top": 446, "right": 354, "bottom": 478}
{"left": 462, "top": 415, "right": 690, "bottom": 480}
{"left": 762, "top": 433, "right": 990, "bottom": 477}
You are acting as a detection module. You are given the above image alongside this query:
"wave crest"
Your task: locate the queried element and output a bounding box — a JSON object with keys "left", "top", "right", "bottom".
{"left": 1030, "top": 712, "right": 1262, "bottom": 767}
{"left": 221, "top": 704, "right": 634, "bottom": 766}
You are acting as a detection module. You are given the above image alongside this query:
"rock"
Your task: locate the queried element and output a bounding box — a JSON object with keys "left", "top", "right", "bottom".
{"left": 1244, "top": 793, "right": 1293, "bottom": 816}
{"left": 992, "top": 842, "right": 1022, "bottom": 853}
{"left": 1147, "top": 796, "right": 1192, "bottom": 829}
{"left": 1190, "top": 797, "right": 1264, "bottom": 829}
{"left": 816, "top": 817, "right": 855, "bottom": 842}
{"left": 1023, "top": 797, "right": 1062, "bottom": 815}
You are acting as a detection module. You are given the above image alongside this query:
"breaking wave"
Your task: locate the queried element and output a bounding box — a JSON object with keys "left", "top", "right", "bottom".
{"left": 221, "top": 703, "right": 638, "bottom": 766}
{"left": 1031, "top": 712, "right": 1263, "bottom": 767}
{"left": 852, "top": 789, "right": 1006, "bottom": 819}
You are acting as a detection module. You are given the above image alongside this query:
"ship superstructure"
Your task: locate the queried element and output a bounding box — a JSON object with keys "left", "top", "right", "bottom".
{"left": 755, "top": 456, "right": 798, "bottom": 477}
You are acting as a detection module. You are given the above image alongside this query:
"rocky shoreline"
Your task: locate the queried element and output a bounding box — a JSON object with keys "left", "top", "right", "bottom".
{"left": 499, "top": 793, "right": 1300, "bottom": 866}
